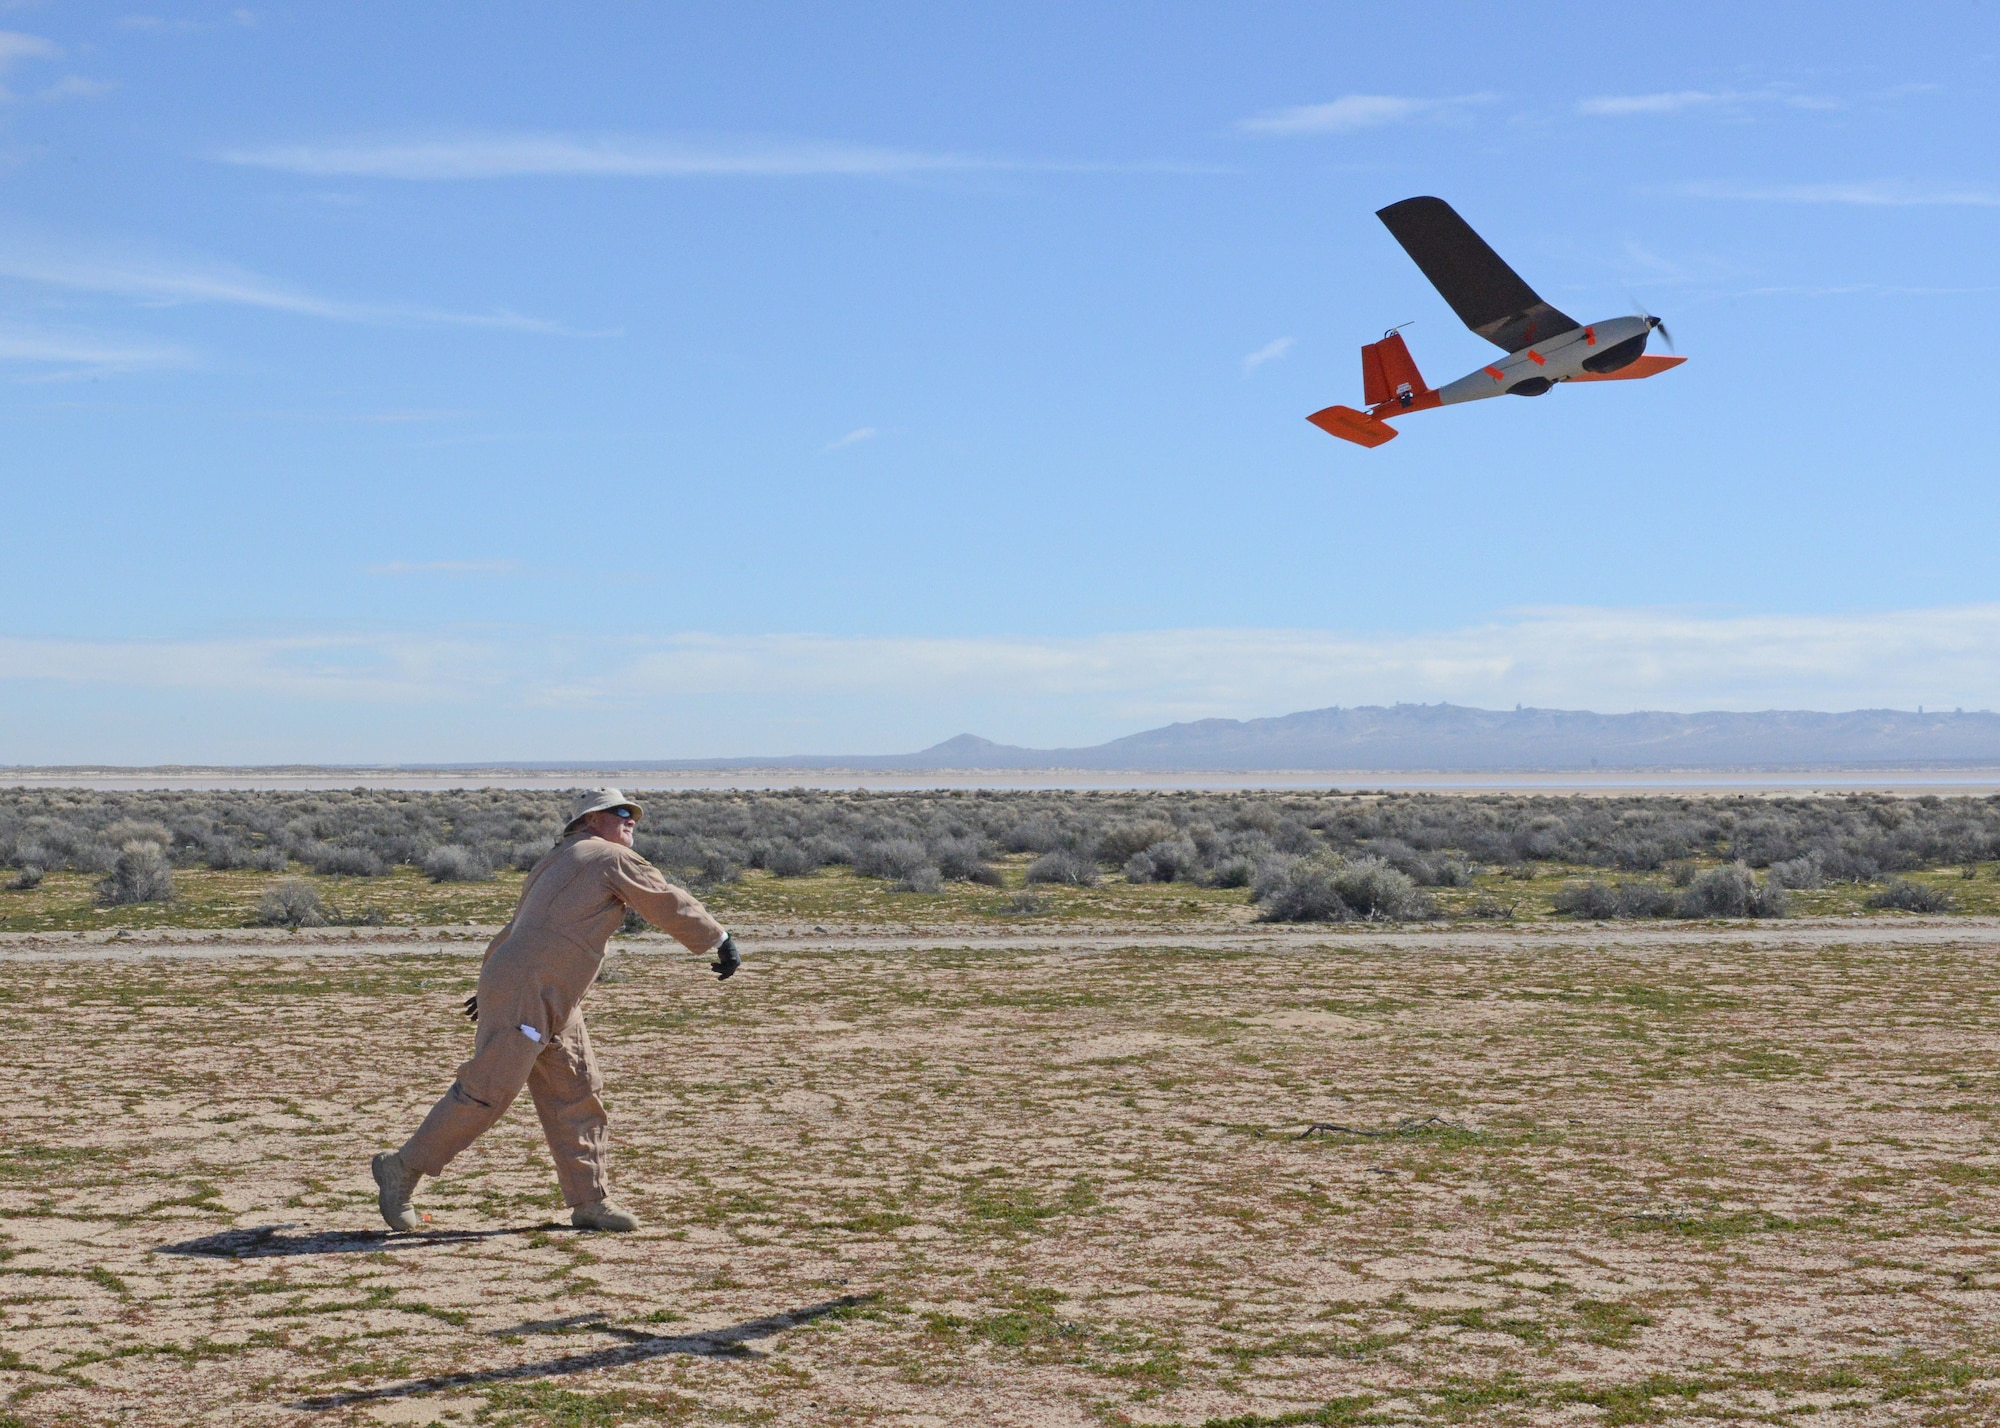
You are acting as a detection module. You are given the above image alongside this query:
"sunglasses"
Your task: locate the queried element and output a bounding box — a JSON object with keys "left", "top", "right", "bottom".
{"left": 610, "top": 807, "right": 637, "bottom": 821}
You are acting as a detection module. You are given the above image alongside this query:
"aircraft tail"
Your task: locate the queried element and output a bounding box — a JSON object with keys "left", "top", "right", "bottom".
{"left": 1361, "top": 332, "right": 1429, "bottom": 408}
{"left": 1307, "top": 404, "right": 1397, "bottom": 447}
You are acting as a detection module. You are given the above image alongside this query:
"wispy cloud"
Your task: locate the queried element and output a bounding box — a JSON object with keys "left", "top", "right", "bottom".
{"left": 0, "top": 323, "right": 192, "bottom": 372}
{"left": 40, "top": 75, "right": 116, "bottom": 101}
{"left": 820, "top": 427, "right": 878, "bottom": 453}
{"left": 216, "top": 132, "right": 1198, "bottom": 181}
{"left": 1670, "top": 179, "right": 2000, "bottom": 207}
{"left": 1579, "top": 86, "right": 1837, "bottom": 117}
{"left": 367, "top": 560, "right": 520, "bottom": 577}
{"left": 10, "top": 606, "right": 2000, "bottom": 728}
{"left": 1614, "top": 240, "right": 1740, "bottom": 290}
{"left": 119, "top": 11, "right": 255, "bottom": 32}
{"left": 0, "top": 27, "right": 57, "bottom": 99}
{"left": 0, "top": 30, "right": 57, "bottom": 67}
{"left": 0, "top": 240, "right": 577, "bottom": 331}
{"left": 1241, "top": 336, "right": 1294, "bottom": 374}
{"left": 1236, "top": 93, "right": 1495, "bottom": 137}
{"left": 351, "top": 408, "right": 475, "bottom": 425}
{"left": 1734, "top": 282, "right": 2000, "bottom": 298}
{"left": 0, "top": 632, "right": 503, "bottom": 706}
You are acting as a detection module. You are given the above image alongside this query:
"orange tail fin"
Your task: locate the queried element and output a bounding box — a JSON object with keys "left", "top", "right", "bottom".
{"left": 1307, "top": 405, "right": 1397, "bottom": 447}
{"left": 1361, "top": 332, "right": 1429, "bottom": 408}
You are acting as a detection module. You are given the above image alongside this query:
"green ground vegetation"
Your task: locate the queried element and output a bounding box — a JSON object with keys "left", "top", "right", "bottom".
{"left": 1, "top": 854, "right": 1992, "bottom": 933}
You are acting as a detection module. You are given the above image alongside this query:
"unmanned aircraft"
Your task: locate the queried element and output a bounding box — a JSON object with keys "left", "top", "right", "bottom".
{"left": 1308, "top": 196, "right": 1683, "bottom": 447}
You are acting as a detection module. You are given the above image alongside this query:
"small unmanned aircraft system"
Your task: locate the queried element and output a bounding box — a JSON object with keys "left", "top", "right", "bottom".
{"left": 1308, "top": 196, "right": 1684, "bottom": 447}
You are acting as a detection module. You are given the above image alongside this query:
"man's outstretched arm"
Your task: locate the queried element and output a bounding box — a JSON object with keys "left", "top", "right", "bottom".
{"left": 606, "top": 852, "right": 740, "bottom": 978}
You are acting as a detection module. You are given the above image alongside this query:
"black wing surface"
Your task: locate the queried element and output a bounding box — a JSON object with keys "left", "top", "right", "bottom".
{"left": 1376, "top": 197, "right": 1580, "bottom": 353}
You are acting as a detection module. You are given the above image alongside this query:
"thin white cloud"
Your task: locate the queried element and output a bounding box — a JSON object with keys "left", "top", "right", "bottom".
{"left": 820, "top": 427, "right": 877, "bottom": 453}
{"left": 0, "top": 632, "right": 505, "bottom": 705}
{"left": 1671, "top": 179, "right": 2000, "bottom": 207}
{"left": 367, "top": 560, "right": 520, "bottom": 577}
{"left": 10, "top": 606, "right": 2000, "bottom": 725}
{"left": 1236, "top": 93, "right": 1495, "bottom": 137}
{"left": 1614, "top": 240, "right": 1742, "bottom": 290}
{"left": 0, "top": 26, "right": 54, "bottom": 97}
{"left": 0, "top": 30, "right": 57, "bottom": 67}
{"left": 352, "top": 408, "right": 475, "bottom": 424}
{"left": 0, "top": 323, "right": 192, "bottom": 372}
{"left": 1735, "top": 282, "right": 2000, "bottom": 298}
{"left": 1583, "top": 90, "right": 1720, "bottom": 116}
{"left": 0, "top": 240, "right": 577, "bottom": 331}
{"left": 40, "top": 75, "right": 116, "bottom": 101}
{"left": 218, "top": 133, "right": 1173, "bottom": 181}
{"left": 1580, "top": 86, "right": 1837, "bottom": 117}
{"left": 1241, "top": 337, "right": 1294, "bottom": 374}
{"left": 117, "top": 12, "right": 255, "bottom": 31}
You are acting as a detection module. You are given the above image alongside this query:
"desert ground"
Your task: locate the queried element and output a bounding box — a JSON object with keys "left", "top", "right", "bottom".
{"left": 4, "top": 916, "right": 1999, "bottom": 1427}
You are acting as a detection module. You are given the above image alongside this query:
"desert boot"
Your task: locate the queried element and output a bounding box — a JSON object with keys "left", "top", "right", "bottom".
{"left": 572, "top": 1199, "right": 640, "bottom": 1232}
{"left": 372, "top": 1150, "right": 424, "bottom": 1231}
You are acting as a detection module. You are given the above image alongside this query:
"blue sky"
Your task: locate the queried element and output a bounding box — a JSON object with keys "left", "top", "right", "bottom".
{"left": 3, "top": 2, "right": 1998, "bottom": 762}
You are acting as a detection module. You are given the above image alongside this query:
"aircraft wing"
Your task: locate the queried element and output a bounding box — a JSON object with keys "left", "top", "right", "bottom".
{"left": 1376, "top": 197, "right": 1580, "bottom": 353}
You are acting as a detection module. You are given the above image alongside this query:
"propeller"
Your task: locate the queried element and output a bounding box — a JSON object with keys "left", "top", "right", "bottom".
{"left": 1629, "top": 296, "right": 1675, "bottom": 352}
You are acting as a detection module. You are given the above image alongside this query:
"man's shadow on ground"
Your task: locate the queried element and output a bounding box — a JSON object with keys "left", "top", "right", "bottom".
{"left": 157, "top": 1225, "right": 876, "bottom": 1408}
{"left": 289, "top": 1297, "right": 877, "bottom": 1410}
{"left": 158, "top": 1222, "right": 576, "bottom": 1258}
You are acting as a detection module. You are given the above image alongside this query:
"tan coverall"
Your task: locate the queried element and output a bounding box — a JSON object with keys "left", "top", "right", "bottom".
{"left": 399, "top": 832, "right": 726, "bottom": 1207}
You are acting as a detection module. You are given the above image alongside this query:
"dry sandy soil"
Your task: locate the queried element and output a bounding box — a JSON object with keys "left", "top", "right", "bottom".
{"left": 4, "top": 920, "right": 1999, "bottom": 1426}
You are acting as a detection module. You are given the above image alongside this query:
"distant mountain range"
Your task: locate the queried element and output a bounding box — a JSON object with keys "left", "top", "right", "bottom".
{"left": 609, "top": 704, "right": 2000, "bottom": 773}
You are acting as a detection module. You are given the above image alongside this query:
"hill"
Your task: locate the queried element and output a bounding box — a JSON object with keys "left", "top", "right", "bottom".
{"left": 632, "top": 704, "right": 2000, "bottom": 772}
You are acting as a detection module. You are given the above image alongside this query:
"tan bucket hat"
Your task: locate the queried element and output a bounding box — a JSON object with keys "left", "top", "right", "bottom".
{"left": 564, "top": 787, "right": 644, "bottom": 833}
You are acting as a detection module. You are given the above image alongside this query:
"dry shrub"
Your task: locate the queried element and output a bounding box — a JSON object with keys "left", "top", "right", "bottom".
{"left": 424, "top": 845, "right": 493, "bottom": 883}
{"left": 1866, "top": 879, "right": 1954, "bottom": 913}
{"left": 255, "top": 879, "right": 328, "bottom": 929}
{"left": 96, "top": 841, "right": 175, "bottom": 906}
{"left": 1025, "top": 850, "right": 1098, "bottom": 887}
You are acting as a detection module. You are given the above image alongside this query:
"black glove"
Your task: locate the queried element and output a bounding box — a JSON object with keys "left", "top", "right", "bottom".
{"left": 711, "top": 934, "right": 741, "bottom": 980}
{"left": 463, "top": 995, "right": 478, "bottom": 1022}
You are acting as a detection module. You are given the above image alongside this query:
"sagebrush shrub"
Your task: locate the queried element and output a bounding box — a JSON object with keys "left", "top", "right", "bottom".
{"left": 307, "top": 845, "right": 389, "bottom": 878}
{"left": 256, "top": 878, "right": 328, "bottom": 929}
{"left": 96, "top": 841, "right": 174, "bottom": 906}
{"left": 1618, "top": 881, "right": 1686, "bottom": 918}
{"left": 855, "top": 839, "right": 933, "bottom": 882}
{"left": 933, "top": 834, "right": 1001, "bottom": 885}
{"left": 1552, "top": 880, "right": 1621, "bottom": 919}
{"left": 1331, "top": 857, "right": 1434, "bottom": 920}
{"left": 424, "top": 844, "right": 493, "bottom": 883}
{"left": 1025, "top": 849, "right": 1097, "bottom": 886}
{"left": 1206, "top": 854, "right": 1260, "bottom": 889}
{"left": 1675, "top": 864, "right": 1787, "bottom": 918}
{"left": 1679, "top": 864, "right": 1757, "bottom": 918}
{"left": 1866, "top": 879, "right": 1954, "bottom": 913}
{"left": 1253, "top": 856, "right": 1351, "bottom": 923}
{"left": 3, "top": 785, "right": 1997, "bottom": 906}
{"left": 1099, "top": 820, "right": 1175, "bottom": 864}
{"left": 763, "top": 843, "right": 821, "bottom": 878}
{"left": 1767, "top": 853, "right": 1824, "bottom": 889}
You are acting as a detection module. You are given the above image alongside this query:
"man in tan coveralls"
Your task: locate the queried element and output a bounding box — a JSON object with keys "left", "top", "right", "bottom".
{"left": 371, "top": 788, "right": 740, "bottom": 1233}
